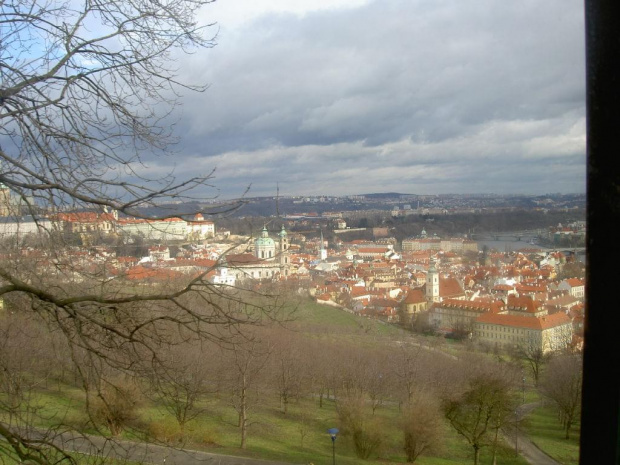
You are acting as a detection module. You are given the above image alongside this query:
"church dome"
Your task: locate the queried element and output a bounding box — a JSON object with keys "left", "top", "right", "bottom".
{"left": 254, "top": 226, "right": 276, "bottom": 254}
{"left": 255, "top": 236, "right": 275, "bottom": 247}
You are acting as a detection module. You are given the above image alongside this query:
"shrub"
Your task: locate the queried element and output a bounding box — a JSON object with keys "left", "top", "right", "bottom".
{"left": 336, "top": 394, "right": 383, "bottom": 459}
{"left": 400, "top": 393, "right": 443, "bottom": 463}
{"left": 148, "top": 418, "right": 184, "bottom": 444}
{"left": 352, "top": 423, "right": 383, "bottom": 459}
{"left": 91, "top": 378, "right": 142, "bottom": 436}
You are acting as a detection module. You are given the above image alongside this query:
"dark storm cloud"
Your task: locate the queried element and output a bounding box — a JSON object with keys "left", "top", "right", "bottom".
{"left": 160, "top": 0, "right": 585, "bottom": 197}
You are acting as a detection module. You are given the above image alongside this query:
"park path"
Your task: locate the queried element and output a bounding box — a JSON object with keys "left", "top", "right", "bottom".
{"left": 53, "top": 432, "right": 299, "bottom": 465}
{"left": 502, "top": 402, "right": 562, "bottom": 465}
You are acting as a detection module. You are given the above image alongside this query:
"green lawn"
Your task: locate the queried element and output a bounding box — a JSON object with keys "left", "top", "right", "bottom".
{"left": 2, "top": 380, "right": 529, "bottom": 465}
{"left": 522, "top": 405, "right": 580, "bottom": 465}
{"left": 289, "top": 298, "right": 406, "bottom": 337}
{"left": 138, "top": 392, "right": 529, "bottom": 465}
{"left": 0, "top": 299, "right": 535, "bottom": 465}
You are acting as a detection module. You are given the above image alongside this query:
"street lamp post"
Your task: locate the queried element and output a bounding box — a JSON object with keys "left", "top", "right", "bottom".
{"left": 515, "top": 410, "right": 519, "bottom": 456}
{"left": 327, "top": 428, "right": 339, "bottom": 465}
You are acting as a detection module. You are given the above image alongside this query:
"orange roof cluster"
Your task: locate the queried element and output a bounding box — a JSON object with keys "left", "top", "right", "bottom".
{"left": 404, "top": 289, "right": 426, "bottom": 304}
{"left": 476, "top": 311, "right": 571, "bottom": 330}
{"left": 224, "top": 253, "right": 261, "bottom": 266}
{"left": 125, "top": 265, "right": 183, "bottom": 281}
{"left": 564, "top": 278, "right": 585, "bottom": 287}
{"left": 439, "top": 278, "right": 465, "bottom": 297}
{"left": 117, "top": 217, "right": 186, "bottom": 224}
{"left": 515, "top": 283, "right": 548, "bottom": 293}
{"left": 57, "top": 212, "right": 116, "bottom": 223}
{"left": 440, "top": 298, "right": 504, "bottom": 313}
{"left": 506, "top": 295, "right": 542, "bottom": 313}
{"left": 357, "top": 247, "right": 390, "bottom": 254}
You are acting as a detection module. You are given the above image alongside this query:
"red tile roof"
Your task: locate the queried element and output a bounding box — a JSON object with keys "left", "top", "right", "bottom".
{"left": 57, "top": 212, "right": 116, "bottom": 223}
{"left": 225, "top": 253, "right": 261, "bottom": 266}
{"left": 476, "top": 311, "right": 571, "bottom": 329}
{"left": 439, "top": 277, "right": 465, "bottom": 298}
{"left": 125, "top": 266, "right": 183, "bottom": 281}
{"left": 507, "top": 294, "right": 542, "bottom": 313}
{"left": 440, "top": 298, "right": 505, "bottom": 313}
{"left": 404, "top": 289, "right": 426, "bottom": 304}
{"left": 565, "top": 278, "right": 585, "bottom": 287}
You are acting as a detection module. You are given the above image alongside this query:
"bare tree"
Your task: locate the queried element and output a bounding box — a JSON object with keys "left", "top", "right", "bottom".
{"left": 91, "top": 375, "right": 143, "bottom": 437}
{"left": 513, "top": 345, "right": 551, "bottom": 387}
{"left": 296, "top": 406, "right": 313, "bottom": 449}
{"left": 363, "top": 348, "right": 391, "bottom": 415}
{"left": 335, "top": 389, "right": 384, "bottom": 460}
{"left": 510, "top": 342, "right": 550, "bottom": 387}
{"left": 303, "top": 338, "right": 338, "bottom": 408}
{"left": 0, "top": 1, "right": 283, "bottom": 462}
{"left": 221, "top": 337, "right": 272, "bottom": 449}
{"left": 540, "top": 354, "right": 582, "bottom": 439}
{"left": 443, "top": 374, "right": 517, "bottom": 465}
{"left": 392, "top": 343, "right": 423, "bottom": 405}
{"left": 147, "top": 341, "right": 217, "bottom": 437}
{"left": 399, "top": 391, "right": 444, "bottom": 463}
{"left": 0, "top": 0, "right": 225, "bottom": 216}
{"left": 0, "top": 311, "right": 54, "bottom": 420}
{"left": 267, "top": 328, "right": 304, "bottom": 414}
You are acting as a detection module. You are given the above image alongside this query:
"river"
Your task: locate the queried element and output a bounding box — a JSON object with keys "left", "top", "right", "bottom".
{"left": 476, "top": 237, "right": 585, "bottom": 264}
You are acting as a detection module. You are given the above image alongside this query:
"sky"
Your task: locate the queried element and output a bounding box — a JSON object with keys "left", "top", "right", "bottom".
{"left": 157, "top": 0, "right": 586, "bottom": 199}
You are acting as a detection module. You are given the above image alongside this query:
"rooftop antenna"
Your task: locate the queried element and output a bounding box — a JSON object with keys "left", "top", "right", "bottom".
{"left": 276, "top": 182, "right": 280, "bottom": 219}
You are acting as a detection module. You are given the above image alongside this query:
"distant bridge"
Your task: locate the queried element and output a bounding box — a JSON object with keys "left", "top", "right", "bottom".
{"left": 469, "top": 229, "right": 545, "bottom": 242}
{"left": 556, "top": 247, "right": 586, "bottom": 254}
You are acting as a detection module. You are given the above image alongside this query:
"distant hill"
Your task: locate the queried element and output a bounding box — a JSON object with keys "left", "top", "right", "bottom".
{"left": 361, "top": 192, "right": 414, "bottom": 199}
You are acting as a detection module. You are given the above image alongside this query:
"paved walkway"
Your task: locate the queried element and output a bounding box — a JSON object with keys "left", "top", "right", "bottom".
{"left": 502, "top": 402, "right": 562, "bottom": 465}
{"left": 56, "top": 433, "right": 298, "bottom": 465}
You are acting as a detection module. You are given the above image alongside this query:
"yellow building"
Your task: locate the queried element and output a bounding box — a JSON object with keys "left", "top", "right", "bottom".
{"left": 474, "top": 311, "right": 573, "bottom": 353}
{"left": 0, "top": 183, "right": 12, "bottom": 216}
{"left": 429, "top": 299, "right": 505, "bottom": 332}
{"left": 474, "top": 295, "right": 573, "bottom": 353}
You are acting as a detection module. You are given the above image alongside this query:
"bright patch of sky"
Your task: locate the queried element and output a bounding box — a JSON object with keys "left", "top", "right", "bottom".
{"left": 204, "top": 0, "right": 370, "bottom": 30}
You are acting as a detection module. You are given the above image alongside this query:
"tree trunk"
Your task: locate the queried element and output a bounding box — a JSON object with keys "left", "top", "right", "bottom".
{"left": 491, "top": 425, "right": 499, "bottom": 465}
{"left": 473, "top": 445, "right": 480, "bottom": 465}
{"left": 240, "top": 386, "right": 247, "bottom": 448}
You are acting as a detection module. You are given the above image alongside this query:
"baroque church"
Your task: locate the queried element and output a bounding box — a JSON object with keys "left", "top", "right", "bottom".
{"left": 424, "top": 258, "right": 466, "bottom": 302}
{"left": 213, "top": 225, "right": 292, "bottom": 284}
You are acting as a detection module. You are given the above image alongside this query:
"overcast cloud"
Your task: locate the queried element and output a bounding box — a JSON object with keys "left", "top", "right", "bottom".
{"left": 160, "top": 0, "right": 585, "bottom": 199}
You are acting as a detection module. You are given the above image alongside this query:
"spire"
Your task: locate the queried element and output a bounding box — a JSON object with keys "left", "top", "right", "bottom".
{"left": 428, "top": 256, "right": 438, "bottom": 273}
{"left": 319, "top": 229, "right": 327, "bottom": 261}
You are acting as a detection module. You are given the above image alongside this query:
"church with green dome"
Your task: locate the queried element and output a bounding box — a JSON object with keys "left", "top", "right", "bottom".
{"left": 213, "top": 224, "right": 292, "bottom": 285}
{"left": 255, "top": 225, "right": 276, "bottom": 259}
{"left": 254, "top": 224, "right": 290, "bottom": 276}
